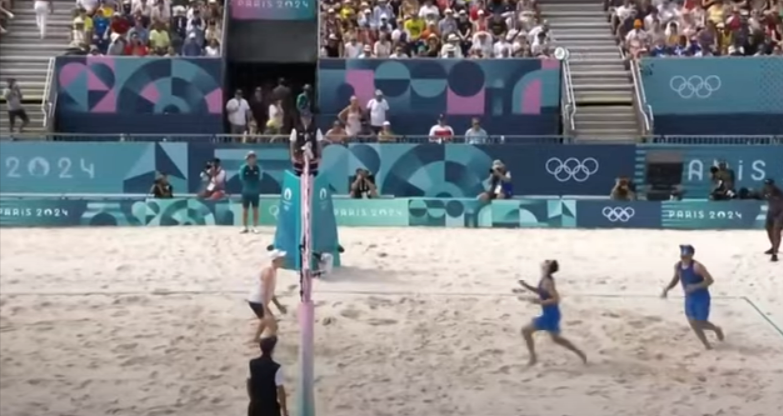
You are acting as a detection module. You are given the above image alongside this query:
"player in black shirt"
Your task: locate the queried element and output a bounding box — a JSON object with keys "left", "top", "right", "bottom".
{"left": 762, "top": 179, "right": 783, "bottom": 262}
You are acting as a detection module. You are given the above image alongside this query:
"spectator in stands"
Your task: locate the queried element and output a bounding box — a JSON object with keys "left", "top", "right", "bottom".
{"left": 378, "top": 121, "right": 397, "bottom": 142}
{"left": 325, "top": 121, "right": 348, "bottom": 144}
{"left": 149, "top": 21, "right": 172, "bottom": 54}
{"left": 182, "top": 32, "right": 203, "bottom": 56}
{"left": 71, "top": 18, "right": 89, "bottom": 49}
{"left": 366, "top": 90, "right": 389, "bottom": 134}
{"left": 266, "top": 99, "right": 284, "bottom": 135}
{"left": 227, "top": 89, "right": 251, "bottom": 134}
{"left": 77, "top": 0, "right": 99, "bottom": 15}
{"left": 126, "top": 32, "right": 150, "bottom": 56}
{"left": 610, "top": 177, "right": 637, "bottom": 201}
{"left": 33, "top": 0, "right": 53, "bottom": 39}
{"left": 128, "top": 17, "right": 149, "bottom": 45}
{"left": 465, "top": 118, "right": 489, "bottom": 144}
{"left": 150, "top": 173, "right": 174, "bottom": 199}
{"left": 3, "top": 79, "right": 29, "bottom": 133}
{"left": 428, "top": 114, "right": 454, "bottom": 143}
{"left": 338, "top": 96, "right": 365, "bottom": 139}
{"left": 0, "top": 1, "right": 13, "bottom": 35}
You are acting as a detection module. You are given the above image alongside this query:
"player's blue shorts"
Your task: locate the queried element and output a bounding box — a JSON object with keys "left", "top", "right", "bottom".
{"left": 684, "top": 293, "right": 711, "bottom": 321}
{"left": 533, "top": 311, "right": 561, "bottom": 334}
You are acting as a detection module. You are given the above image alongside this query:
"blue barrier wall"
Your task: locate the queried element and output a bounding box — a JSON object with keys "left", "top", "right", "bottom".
{"left": 2, "top": 142, "right": 780, "bottom": 197}
{"left": 54, "top": 57, "right": 224, "bottom": 134}
{"left": 0, "top": 197, "right": 769, "bottom": 230}
{"left": 317, "top": 59, "right": 561, "bottom": 135}
{"left": 640, "top": 57, "right": 783, "bottom": 135}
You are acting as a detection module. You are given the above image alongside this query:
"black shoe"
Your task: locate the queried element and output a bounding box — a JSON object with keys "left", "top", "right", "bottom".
{"left": 772, "top": 254, "right": 779, "bottom": 262}
{"left": 765, "top": 248, "right": 775, "bottom": 255}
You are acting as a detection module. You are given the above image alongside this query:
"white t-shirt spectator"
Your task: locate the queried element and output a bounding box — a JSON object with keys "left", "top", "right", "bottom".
{"left": 374, "top": 39, "right": 392, "bottom": 58}
{"left": 366, "top": 98, "right": 389, "bottom": 128}
{"left": 205, "top": 44, "right": 220, "bottom": 56}
{"left": 226, "top": 98, "right": 250, "bottom": 127}
{"left": 344, "top": 41, "right": 362, "bottom": 58}
{"left": 493, "top": 40, "right": 512, "bottom": 57}
{"left": 268, "top": 104, "right": 283, "bottom": 128}
{"left": 614, "top": 4, "right": 635, "bottom": 21}
{"left": 471, "top": 33, "right": 494, "bottom": 56}
{"left": 428, "top": 124, "right": 455, "bottom": 142}
{"left": 625, "top": 28, "right": 648, "bottom": 44}
{"left": 419, "top": 4, "right": 440, "bottom": 24}
{"left": 77, "top": 0, "right": 99, "bottom": 13}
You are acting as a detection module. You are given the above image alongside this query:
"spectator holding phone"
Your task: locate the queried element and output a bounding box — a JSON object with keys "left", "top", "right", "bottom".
{"left": 350, "top": 169, "right": 378, "bottom": 199}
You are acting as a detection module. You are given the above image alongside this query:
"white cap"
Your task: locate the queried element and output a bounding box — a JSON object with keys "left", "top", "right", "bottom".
{"left": 383, "top": 120, "right": 391, "bottom": 126}
{"left": 246, "top": 151, "right": 256, "bottom": 159}
{"left": 268, "top": 249, "right": 287, "bottom": 260}
{"left": 492, "top": 159, "right": 504, "bottom": 168}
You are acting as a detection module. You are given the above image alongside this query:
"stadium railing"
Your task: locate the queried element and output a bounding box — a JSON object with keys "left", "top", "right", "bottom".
{"left": 1, "top": 134, "right": 782, "bottom": 145}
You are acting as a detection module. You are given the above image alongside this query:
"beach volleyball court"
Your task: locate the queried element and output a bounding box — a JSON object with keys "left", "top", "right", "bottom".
{"left": 1, "top": 227, "right": 782, "bottom": 416}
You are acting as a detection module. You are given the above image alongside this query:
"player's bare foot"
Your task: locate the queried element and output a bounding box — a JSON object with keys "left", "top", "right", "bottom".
{"left": 527, "top": 355, "right": 538, "bottom": 367}
{"left": 577, "top": 351, "right": 588, "bottom": 364}
{"left": 715, "top": 326, "right": 725, "bottom": 342}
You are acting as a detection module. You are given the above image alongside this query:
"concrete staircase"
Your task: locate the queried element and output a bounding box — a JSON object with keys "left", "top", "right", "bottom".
{"left": 541, "top": 0, "right": 640, "bottom": 141}
{"left": 0, "top": 0, "right": 72, "bottom": 134}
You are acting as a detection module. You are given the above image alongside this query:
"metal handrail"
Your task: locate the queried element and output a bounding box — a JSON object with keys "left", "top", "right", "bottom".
{"left": 1, "top": 133, "right": 779, "bottom": 145}
{"left": 41, "top": 57, "right": 56, "bottom": 130}
{"left": 629, "top": 58, "right": 652, "bottom": 134}
{"left": 634, "top": 59, "right": 654, "bottom": 132}
{"left": 563, "top": 56, "right": 576, "bottom": 133}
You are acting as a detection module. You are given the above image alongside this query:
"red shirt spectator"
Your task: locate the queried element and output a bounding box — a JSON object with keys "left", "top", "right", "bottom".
{"left": 110, "top": 14, "right": 131, "bottom": 35}
{"left": 125, "top": 42, "right": 149, "bottom": 56}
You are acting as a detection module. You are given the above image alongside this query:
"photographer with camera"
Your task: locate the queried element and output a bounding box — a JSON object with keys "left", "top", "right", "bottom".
{"left": 478, "top": 160, "right": 513, "bottom": 201}
{"left": 200, "top": 158, "right": 226, "bottom": 200}
{"left": 610, "top": 176, "right": 637, "bottom": 201}
{"left": 149, "top": 173, "right": 174, "bottom": 199}
{"left": 708, "top": 162, "right": 736, "bottom": 201}
{"left": 350, "top": 168, "right": 378, "bottom": 199}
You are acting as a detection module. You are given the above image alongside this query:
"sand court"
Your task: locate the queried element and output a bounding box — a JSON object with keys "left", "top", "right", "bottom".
{"left": 1, "top": 227, "right": 783, "bottom": 416}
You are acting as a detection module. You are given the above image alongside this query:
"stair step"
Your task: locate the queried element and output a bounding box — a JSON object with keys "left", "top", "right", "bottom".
{"left": 571, "top": 70, "right": 629, "bottom": 78}
{"left": 568, "top": 62, "right": 627, "bottom": 72}
{"left": 567, "top": 51, "right": 624, "bottom": 60}
{"left": 574, "top": 135, "right": 638, "bottom": 143}
{"left": 542, "top": 10, "right": 607, "bottom": 18}
{"left": 1, "top": 43, "right": 69, "bottom": 50}
{"left": 0, "top": 32, "right": 71, "bottom": 41}
{"left": 576, "top": 119, "right": 638, "bottom": 128}
{"left": 552, "top": 32, "right": 615, "bottom": 41}
{"left": 574, "top": 83, "right": 633, "bottom": 92}
{"left": 549, "top": 21, "right": 609, "bottom": 29}
{"left": 4, "top": 18, "right": 73, "bottom": 27}
{"left": 575, "top": 91, "right": 634, "bottom": 104}
{"left": 577, "top": 105, "right": 636, "bottom": 114}
{"left": 541, "top": 2, "right": 606, "bottom": 10}
{"left": 0, "top": 103, "right": 46, "bottom": 134}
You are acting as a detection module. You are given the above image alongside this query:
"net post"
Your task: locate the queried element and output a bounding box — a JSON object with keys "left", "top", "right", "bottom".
{"left": 297, "top": 144, "right": 316, "bottom": 416}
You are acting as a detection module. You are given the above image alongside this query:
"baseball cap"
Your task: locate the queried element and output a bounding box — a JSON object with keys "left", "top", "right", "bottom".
{"left": 246, "top": 151, "right": 256, "bottom": 159}
{"left": 268, "top": 249, "right": 287, "bottom": 260}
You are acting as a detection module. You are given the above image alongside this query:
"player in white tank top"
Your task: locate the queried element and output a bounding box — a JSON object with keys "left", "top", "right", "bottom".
{"left": 249, "top": 249, "right": 289, "bottom": 343}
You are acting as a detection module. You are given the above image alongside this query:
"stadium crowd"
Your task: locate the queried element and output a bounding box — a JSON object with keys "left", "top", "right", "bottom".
{"left": 318, "top": 0, "right": 555, "bottom": 58}
{"left": 66, "top": 0, "right": 223, "bottom": 56}
{"left": 613, "top": 0, "right": 783, "bottom": 59}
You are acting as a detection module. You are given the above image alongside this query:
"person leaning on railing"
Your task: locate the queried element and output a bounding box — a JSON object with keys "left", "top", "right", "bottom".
{"left": 149, "top": 173, "right": 174, "bottom": 199}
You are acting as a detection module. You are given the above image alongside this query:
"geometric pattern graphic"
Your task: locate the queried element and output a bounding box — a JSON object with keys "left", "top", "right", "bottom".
{"left": 1, "top": 142, "right": 648, "bottom": 197}
{"left": 1, "top": 197, "right": 768, "bottom": 230}
{"left": 230, "top": 0, "right": 316, "bottom": 20}
{"left": 0, "top": 142, "right": 188, "bottom": 194}
{"left": 318, "top": 59, "right": 561, "bottom": 135}
{"left": 55, "top": 57, "right": 223, "bottom": 134}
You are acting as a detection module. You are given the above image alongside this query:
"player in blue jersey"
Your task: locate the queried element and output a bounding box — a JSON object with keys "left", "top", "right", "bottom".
{"left": 514, "top": 260, "right": 587, "bottom": 366}
{"left": 661, "top": 245, "right": 725, "bottom": 350}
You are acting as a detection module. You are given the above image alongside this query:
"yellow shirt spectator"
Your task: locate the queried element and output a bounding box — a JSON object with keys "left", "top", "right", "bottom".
{"left": 149, "top": 28, "right": 171, "bottom": 50}
{"left": 404, "top": 17, "right": 425, "bottom": 40}
{"left": 75, "top": 15, "right": 93, "bottom": 32}
{"left": 707, "top": 4, "right": 725, "bottom": 25}
{"left": 97, "top": 5, "right": 114, "bottom": 18}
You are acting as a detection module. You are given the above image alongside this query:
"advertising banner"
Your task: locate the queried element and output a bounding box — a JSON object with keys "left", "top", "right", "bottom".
{"left": 661, "top": 200, "right": 767, "bottom": 230}
{"left": 576, "top": 200, "right": 662, "bottom": 229}
{"left": 230, "top": 0, "right": 316, "bottom": 20}
{"left": 1, "top": 142, "right": 778, "bottom": 199}
{"left": 407, "top": 198, "right": 576, "bottom": 228}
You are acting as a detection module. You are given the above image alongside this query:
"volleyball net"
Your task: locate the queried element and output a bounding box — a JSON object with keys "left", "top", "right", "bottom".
{"left": 297, "top": 144, "right": 316, "bottom": 416}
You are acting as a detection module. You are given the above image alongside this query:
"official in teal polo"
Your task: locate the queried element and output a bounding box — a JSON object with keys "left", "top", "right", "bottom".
{"left": 240, "top": 151, "right": 262, "bottom": 234}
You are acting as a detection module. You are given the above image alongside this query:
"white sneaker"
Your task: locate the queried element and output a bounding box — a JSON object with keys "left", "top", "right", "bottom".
{"left": 240, "top": 228, "right": 249, "bottom": 234}
{"left": 251, "top": 228, "right": 259, "bottom": 234}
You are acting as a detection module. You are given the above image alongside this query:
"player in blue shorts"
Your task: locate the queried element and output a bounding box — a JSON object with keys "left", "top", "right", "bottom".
{"left": 514, "top": 260, "right": 587, "bottom": 366}
{"left": 661, "top": 244, "right": 725, "bottom": 350}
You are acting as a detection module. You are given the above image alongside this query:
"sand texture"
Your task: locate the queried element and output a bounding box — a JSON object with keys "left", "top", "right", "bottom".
{"left": 1, "top": 227, "right": 782, "bottom": 416}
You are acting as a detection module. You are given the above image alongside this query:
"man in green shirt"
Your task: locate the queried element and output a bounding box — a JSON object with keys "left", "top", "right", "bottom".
{"left": 239, "top": 151, "right": 262, "bottom": 234}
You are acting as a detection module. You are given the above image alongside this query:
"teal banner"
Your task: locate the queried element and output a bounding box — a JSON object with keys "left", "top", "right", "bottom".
{"left": 0, "top": 197, "right": 772, "bottom": 230}
{"left": 641, "top": 57, "right": 783, "bottom": 116}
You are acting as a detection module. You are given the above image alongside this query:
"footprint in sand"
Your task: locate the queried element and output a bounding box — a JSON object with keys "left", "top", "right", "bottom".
{"left": 366, "top": 318, "right": 398, "bottom": 326}
{"left": 339, "top": 309, "right": 362, "bottom": 319}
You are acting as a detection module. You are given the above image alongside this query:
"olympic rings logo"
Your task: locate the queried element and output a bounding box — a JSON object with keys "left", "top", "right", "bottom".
{"left": 669, "top": 75, "right": 721, "bottom": 99}
{"left": 602, "top": 207, "right": 635, "bottom": 222}
{"left": 545, "top": 157, "right": 599, "bottom": 182}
